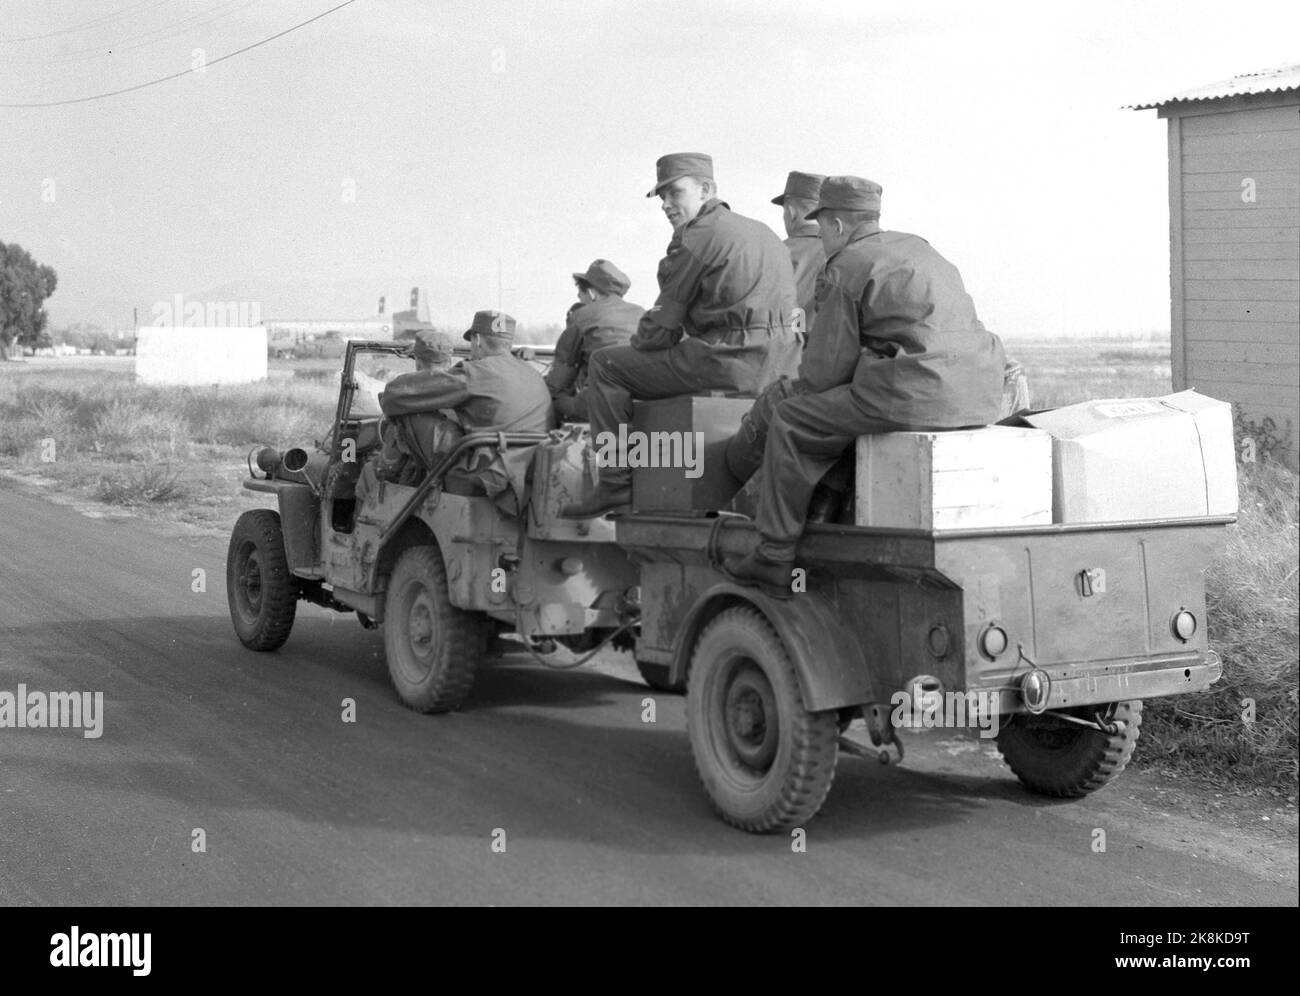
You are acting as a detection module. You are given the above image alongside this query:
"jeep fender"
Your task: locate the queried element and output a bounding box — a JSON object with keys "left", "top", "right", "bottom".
{"left": 669, "top": 582, "right": 876, "bottom": 712}
{"left": 242, "top": 479, "right": 319, "bottom": 572}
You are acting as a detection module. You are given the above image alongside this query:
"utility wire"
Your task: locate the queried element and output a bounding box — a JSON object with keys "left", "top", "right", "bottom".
{"left": 0, "top": 0, "right": 164, "bottom": 44}
{"left": 5, "top": 0, "right": 256, "bottom": 67}
{"left": 0, "top": 0, "right": 359, "bottom": 108}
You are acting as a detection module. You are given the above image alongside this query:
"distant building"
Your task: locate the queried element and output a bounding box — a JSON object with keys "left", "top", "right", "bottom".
{"left": 386, "top": 286, "right": 435, "bottom": 341}
{"left": 1133, "top": 65, "right": 1300, "bottom": 467}
{"left": 262, "top": 318, "right": 393, "bottom": 358}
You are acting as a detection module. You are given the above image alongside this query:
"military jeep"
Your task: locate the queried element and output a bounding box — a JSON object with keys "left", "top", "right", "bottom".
{"left": 227, "top": 340, "right": 1230, "bottom": 833}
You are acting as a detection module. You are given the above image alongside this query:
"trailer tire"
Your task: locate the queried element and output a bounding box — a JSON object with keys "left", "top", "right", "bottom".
{"left": 383, "top": 544, "right": 482, "bottom": 713}
{"left": 227, "top": 509, "right": 298, "bottom": 651}
{"left": 687, "top": 606, "right": 839, "bottom": 833}
{"left": 996, "top": 700, "right": 1143, "bottom": 798}
{"left": 636, "top": 660, "right": 685, "bottom": 694}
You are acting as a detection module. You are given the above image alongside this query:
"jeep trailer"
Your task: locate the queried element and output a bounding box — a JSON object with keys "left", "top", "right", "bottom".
{"left": 226, "top": 341, "right": 1229, "bottom": 833}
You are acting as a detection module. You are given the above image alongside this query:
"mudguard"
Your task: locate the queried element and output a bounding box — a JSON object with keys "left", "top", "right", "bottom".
{"left": 667, "top": 580, "right": 876, "bottom": 712}
{"left": 242, "top": 478, "right": 319, "bottom": 572}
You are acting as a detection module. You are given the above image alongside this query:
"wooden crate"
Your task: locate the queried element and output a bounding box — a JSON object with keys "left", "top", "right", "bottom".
{"left": 855, "top": 426, "right": 1052, "bottom": 530}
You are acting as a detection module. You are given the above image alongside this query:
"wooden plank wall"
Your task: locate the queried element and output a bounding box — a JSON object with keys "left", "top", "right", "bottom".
{"left": 1168, "top": 97, "right": 1300, "bottom": 465}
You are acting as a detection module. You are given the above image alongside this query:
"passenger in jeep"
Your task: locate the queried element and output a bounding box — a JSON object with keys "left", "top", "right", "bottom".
{"left": 366, "top": 311, "right": 553, "bottom": 509}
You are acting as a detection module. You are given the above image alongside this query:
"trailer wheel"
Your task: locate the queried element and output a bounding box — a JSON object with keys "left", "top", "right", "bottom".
{"left": 996, "top": 700, "right": 1143, "bottom": 798}
{"left": 686, "top": 606, "right": 839, "bottom": 832}
{"left": 227, "top": 509, "right": 299, "bottom": 651}
{"left": 636, "top": 660, "right": 685, "bottom": 694}
{"left": 383, "top": 544, "right": 482, "bottom": 713}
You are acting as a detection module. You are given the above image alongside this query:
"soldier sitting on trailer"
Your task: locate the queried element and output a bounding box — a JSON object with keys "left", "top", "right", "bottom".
{"left": 722, "top": 176, "right": 1007, "bottom": 597}
{"left": 561, "top": 152, "right": 801, "bottom": 518}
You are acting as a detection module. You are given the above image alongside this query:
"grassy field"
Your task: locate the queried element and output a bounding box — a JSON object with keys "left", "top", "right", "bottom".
{"left": 1, "top": 340, "right": 1295, "bottom": 797}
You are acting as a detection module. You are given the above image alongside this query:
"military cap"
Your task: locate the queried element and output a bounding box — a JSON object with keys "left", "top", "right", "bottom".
{"left": 572, "top": 259, "right": 631, "bottom": 297}
{"left": 645, "top": 152, "right": 714, "bottom": 198}
{"left": 807, "top": 175, "right": 884, "bottom": 219}
{"left": 412, "top": 329, "right": 457, "bottom": 364}
{"left": 463, "top": 309, "right": 517, "bottom": 342}
{"left": 771, "top": 170, "right": 827, "bottom": 206}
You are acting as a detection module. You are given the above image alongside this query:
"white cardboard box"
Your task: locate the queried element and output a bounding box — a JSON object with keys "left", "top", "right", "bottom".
{"left": 854, "top": 426, "right": 1053, "bottom": 530}
{"left": 1022, "top": 390, "right": 1238, "bottom": 523}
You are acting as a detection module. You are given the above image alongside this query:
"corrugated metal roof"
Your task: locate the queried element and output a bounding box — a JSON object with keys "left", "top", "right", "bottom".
{"left": 1129, "top": 63, "right": 1300, "bottom": 109}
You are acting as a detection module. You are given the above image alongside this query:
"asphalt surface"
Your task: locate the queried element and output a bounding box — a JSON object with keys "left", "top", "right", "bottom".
{"left": 0, "top": 479, "right": 1294, "bottom": 906}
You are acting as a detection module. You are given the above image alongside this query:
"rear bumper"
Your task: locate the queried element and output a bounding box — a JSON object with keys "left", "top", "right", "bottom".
{"left": 979, "top": 651, "right": 1222, "bottom": 714}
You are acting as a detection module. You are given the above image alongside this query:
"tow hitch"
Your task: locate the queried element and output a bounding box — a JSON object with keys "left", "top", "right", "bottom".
{"left": 838, "top": 703, "right": 905, "bottom": 766}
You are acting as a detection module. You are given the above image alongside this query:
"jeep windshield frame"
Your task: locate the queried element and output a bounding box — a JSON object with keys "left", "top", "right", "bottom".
{"left": 331, "top": 340, "right": 414, "bottom": 463}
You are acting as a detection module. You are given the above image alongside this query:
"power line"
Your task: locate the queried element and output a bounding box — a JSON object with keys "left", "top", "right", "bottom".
{"left": 0, "top": 0, "right": 164, "bottom": 44}
{"left": 5, "top": 0, "right": 255, "bottom": 67}
{"left": 0, "top": 0, "right": 360, "bottom": 108}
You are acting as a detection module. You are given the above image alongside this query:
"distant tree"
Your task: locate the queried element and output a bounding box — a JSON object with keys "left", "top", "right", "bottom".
{"left": 0, "top": 241, "right": 58, "bottom": 359}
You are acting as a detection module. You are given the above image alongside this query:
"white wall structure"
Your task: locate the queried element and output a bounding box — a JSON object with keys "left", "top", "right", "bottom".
{"left": 135, "top": 326, "right": 268, "bottom": 385}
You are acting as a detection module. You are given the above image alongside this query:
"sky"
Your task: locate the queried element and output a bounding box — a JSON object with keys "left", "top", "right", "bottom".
{"left": 1, "top": 0, "right": 1298, "bottom": 338}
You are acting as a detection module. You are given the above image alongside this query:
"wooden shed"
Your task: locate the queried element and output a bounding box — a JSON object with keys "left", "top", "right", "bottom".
{"left": 1133, "top": 65, "right": 1299, "bottom": 468}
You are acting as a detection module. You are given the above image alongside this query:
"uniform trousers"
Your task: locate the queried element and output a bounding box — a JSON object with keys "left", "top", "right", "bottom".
{"left": 755, "top": 386, "right": 934, "bottom": 561}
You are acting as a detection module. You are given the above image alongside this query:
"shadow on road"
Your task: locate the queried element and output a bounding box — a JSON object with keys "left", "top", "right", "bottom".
{"left": 3, "top": 611, "right": 1017, "bottom": 855}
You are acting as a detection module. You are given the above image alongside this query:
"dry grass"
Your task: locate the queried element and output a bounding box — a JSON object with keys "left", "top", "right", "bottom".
{"left": 0, "top": 366, "right": 334, "bottom": 527}
{"left": 1136, "top": 461, "right": 1299, "bottom": 792}
{"left": 0, "top": 367, "right": 336, "bottom": 462}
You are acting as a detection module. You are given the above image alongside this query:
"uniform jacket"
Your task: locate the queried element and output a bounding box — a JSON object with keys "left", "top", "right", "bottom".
{"left": 546, "top": 295, "right": 645, "bottom": 397}
{"left": 379, "top": 352, "right": 554, "bottom": 432}
{"left": 784, "top": 222, "right": 827, "bottom": 322}
{"left": 633, "top": 199, "right": 797, "bottom": 350}
{"left": 799, "top": 222, "right": 1005, "bottom": 428}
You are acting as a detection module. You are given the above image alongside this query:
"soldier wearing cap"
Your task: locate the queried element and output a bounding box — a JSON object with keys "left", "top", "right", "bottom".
{"left": 773, "top": 170, "right": 828, "bottom": 321}
{"left": 412, "top": 329, "right": 460, "bottom": 371}
{"left": 380, "top": 309, "right": 552, "bottom": 433}
{"left": 722, "top": 175, "right": 1006, "bottom": 596}
{"left": 722, "top": 171, "right": 831, "bottom": 482}
{"left": 546, "top": 259, "right": 645, "bottom": 421}
{"left": 367, "top": 311, "right": 554, "bottom": 506}
{"left": 561, "top": 152, "right": 800, "bottom": 517}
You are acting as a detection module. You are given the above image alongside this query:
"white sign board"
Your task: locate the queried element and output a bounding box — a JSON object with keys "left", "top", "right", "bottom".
{"left": 135, "top": 326, "right": 268, "bottom": 385}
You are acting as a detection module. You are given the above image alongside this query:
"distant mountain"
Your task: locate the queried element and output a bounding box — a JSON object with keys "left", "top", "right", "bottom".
{"left": 46, "top": 271, "right": 495, "bottom": 331}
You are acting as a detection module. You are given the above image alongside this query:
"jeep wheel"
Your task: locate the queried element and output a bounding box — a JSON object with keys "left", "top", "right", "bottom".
{"left": 686, "top": 607, "right": 839, "bottom": 833}
{"left": 227, "top": 509, "right": 298, "bottom": 651}
{"left": 636, "top": 660, "right": 685, "bottom": 694}
{"left": 996, "top": 699, "right": 1143, "bottom": 798}
{"left": 383, "top": 544, "right": 482, "bottom": 713}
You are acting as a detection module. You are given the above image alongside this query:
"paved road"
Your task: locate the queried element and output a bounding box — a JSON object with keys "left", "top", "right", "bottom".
{"left": 0, "top": 479, "right": 1294, "bottom": 906}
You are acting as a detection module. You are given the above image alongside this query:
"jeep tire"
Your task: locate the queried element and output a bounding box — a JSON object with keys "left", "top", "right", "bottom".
{"left": 383, "top": 544, "right": 482, "bottom": 713}
{"left": 996, "top": 699, "right": 1143, "bottom": 798}
{"left": 227, "top": 509, "right": 299, "bottom": 651}
{"left": 686, "top": 606, "right": 839, "bottom": 833}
